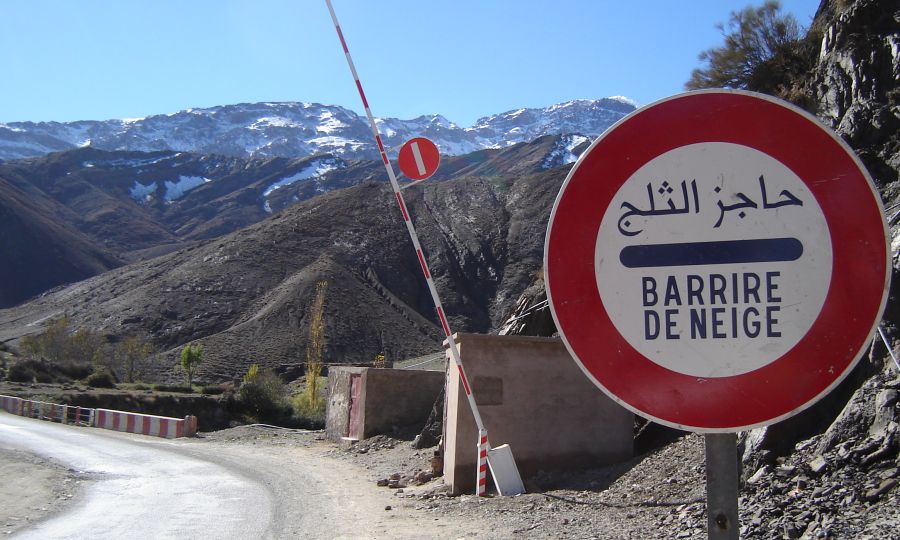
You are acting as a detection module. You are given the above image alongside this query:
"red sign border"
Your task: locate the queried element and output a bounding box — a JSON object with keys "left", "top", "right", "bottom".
{"left": 398, "top": 137, "right": 441, "bottom": 181}
{"left": 545, "top": 89, "right": 891, "bottom": 432}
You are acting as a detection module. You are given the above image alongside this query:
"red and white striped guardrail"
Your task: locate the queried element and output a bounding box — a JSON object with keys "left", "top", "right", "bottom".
{"left": 0, "top": 395, "right": 197, "bottom": 439}
{"left": 0, "top": 395, "right": 94, "bottom": 426}
{"left": 94, "top": 408, "right": 197, "bottom": 439}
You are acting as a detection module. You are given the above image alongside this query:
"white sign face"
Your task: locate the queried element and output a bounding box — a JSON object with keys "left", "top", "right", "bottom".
{"left": 595, "top": 142, "right": 833, "bottom": 378}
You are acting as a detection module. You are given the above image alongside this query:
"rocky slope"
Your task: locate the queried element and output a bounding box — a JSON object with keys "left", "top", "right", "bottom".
{"left": 0, "top": 98, "right": 633, "bottom": 162}
{"left": 0, "top": 134, "right": 577, "bottom": 309}
{"left": 0, "top": 174, "right": 121, "bottom": 307}
{"left": 0, "top": 164, "right": 568, "bottom": 382}
{"left": 805, "top": 0, "right": 899, "bottom": 190}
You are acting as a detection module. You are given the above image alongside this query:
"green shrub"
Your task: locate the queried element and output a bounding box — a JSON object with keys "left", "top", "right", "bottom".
{"left": 7, "top": 359, "right": 58, "bottom": 383}
{"left": 685, "top": 0, "right": 803, "bottom": 92}
{"left": 7, "top": 358, "right": 92, "bottom": 384}
{"left": 85, "top": 368, "right": 116, "bottom": 389}
{"left": 8, "top": 361, "right": 37, "bottom": 383}
{"left": 201, "top": 384, "right": 225, "bottom": 395}
{"left": 179, "top": 344, "right": 203, "bottom": 387}
{"left": 292, "top": 376, "right": 327, "bottom": 424}
{"left": 238, "top": 364, "right": 290, "bottom": 424}
{"left": 57, "top": 362, "right": 94, "bottom": 380}
{"left": 152, "top": 383, "right": 194, "bottom": 393}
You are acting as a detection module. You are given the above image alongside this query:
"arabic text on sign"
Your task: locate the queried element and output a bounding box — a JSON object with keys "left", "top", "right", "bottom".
{"left": 617, "top": 175, "right": 804, "bottom": 236}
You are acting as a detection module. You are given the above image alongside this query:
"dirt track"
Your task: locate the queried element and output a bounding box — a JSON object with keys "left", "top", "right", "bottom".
{"left": 0, "top": 417, "right": 504, "bottom": 539}
{"left": 5, "top": 419, "right": 898, "bottom": 539}
{"left": 0, "top": 448, "right": 83, "bottom": 536}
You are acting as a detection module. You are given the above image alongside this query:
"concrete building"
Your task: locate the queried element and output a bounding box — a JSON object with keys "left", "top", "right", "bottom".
{"left": 444, "top": 333, "right": 634, "bottom": 494}
{"left": 325, "top": 366, "right": 444, "bottom": 441}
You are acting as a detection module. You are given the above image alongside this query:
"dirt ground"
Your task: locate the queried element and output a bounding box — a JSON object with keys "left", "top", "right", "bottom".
{"left": 4, "top": 422, "right": 897, "bottom": 538}
{"left": 200, "top": 426, "right": 711, "bottom": 539}
{"left": 0, "top": 448, "right": 85, "bottom": 536}
{"left": 200, "top": 425, "right": 900, "bottom": 539}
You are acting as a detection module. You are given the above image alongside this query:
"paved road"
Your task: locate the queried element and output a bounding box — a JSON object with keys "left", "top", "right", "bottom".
{"left": 0, "top": 413, "right": 274, "bottom": 539}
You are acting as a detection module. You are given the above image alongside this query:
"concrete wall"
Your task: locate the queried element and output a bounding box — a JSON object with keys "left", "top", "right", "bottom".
{"left": 325, "top": 367, "right": 444, "bottom": 441}
{"left": 444, "top": 333, "right": 633, "bottom": 494}
{"left": 325, "top": 367, "right": 367, "bottom": 441}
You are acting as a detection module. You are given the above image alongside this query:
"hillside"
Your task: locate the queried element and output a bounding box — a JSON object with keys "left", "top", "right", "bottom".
{"left": 0, "top": 135, "right": 576, "bottom": 310}
{"left": 0, "top": 174, "right": 121, "bottom": 307}
{"left": 0, "top": 165, "right": 568, "bottom": 381}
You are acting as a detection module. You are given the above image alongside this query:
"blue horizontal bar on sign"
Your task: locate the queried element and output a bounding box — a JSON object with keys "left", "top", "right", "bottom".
{"left": 619, "top": 238, "right": 803, "bottom": 268}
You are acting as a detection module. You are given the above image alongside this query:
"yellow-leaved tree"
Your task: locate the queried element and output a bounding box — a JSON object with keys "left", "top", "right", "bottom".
{"left": 294, "top": 280, "right": 328, "bottom": 421}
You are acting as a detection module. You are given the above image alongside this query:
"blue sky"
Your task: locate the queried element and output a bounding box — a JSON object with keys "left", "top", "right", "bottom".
{"left": 1, "top": 1, "right": 821, "bottom": 126}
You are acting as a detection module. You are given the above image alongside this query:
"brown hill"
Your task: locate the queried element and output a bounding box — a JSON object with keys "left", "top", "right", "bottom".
{"left": 0, "top": 136, "right": 582, "bottom": 310}
{"left": 0, "top": 166, "right": 568, "bottom": 382}
{"left": 0, "top": 173, "right": 121, "bottom": 307}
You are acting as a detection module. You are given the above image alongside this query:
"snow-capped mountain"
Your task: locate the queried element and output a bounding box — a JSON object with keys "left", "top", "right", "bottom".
{"left": 0, "top": 98, "right": 636, "bottom": 162}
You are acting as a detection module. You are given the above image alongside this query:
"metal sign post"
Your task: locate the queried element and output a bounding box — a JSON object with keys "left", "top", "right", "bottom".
{"left": 705, "top": 434, "right": 739, "bottom": 540}
{"left": 545, "top": 90, "right": 890, "bottom": 538}
{"left": 324, "top": 0, "right": 523, "bottom": 497}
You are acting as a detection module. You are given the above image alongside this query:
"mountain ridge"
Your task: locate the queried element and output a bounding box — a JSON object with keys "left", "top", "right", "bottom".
{"left": 0, "top": 98, "right": 635, "bottom": 162}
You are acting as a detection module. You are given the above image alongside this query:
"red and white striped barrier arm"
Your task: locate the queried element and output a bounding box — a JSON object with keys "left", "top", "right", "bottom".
{"left": 325, "top": 0, "right": 499, "bottom": 496}
{"left": 477, "top": 429, "right": 489, "bottom": 497}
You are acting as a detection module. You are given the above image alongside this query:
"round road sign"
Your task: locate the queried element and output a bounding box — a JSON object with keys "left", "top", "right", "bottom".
{"left": 398, "top": 137, "right": 441, "bottom": 181}
{"left": 544, "top": 90, "right": 890, "bottom": 432}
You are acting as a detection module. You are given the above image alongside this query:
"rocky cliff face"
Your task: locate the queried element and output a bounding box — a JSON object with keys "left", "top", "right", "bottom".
{"left": 809, "top": 0, "right": 899, "bottom": 189}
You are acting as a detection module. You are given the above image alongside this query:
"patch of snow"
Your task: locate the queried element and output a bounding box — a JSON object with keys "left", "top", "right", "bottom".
{"left": 547, "top": 100, "right": 588, "bottom": 113}
{"left": 129, "top": 181, "right": 156, "bottom": 201}
{"left": 164, "top": 175, "right": 211, "bottom": 201}
{"left": 318, "top": 110, "right": 346, "bottom": 133}
{"left": 563, "top": 134, "right": 589, "bottom": 153}
{"left": 375, "top": 119, "right": 397, "bottom": 138}
{"left": 608, "top": 95, "right": 639, "bottom": 107}
{"left": 262, "top": 158, "right": 342, "bottom": 197}
{"left": 541, "top": 134, "right": 591, "bottom": 169}
{"left": 83, "top": 155, "right": 175, "bottom": 169}
{"left": 307, "top": 136, "right": 365, "bottom": 151}
{"left": 252, "top": 116, "right": 302, "bottom": 130}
